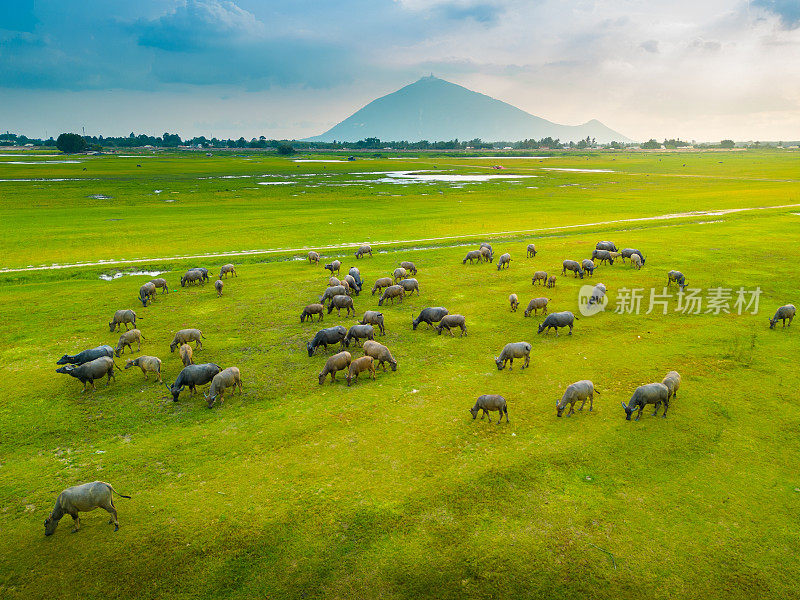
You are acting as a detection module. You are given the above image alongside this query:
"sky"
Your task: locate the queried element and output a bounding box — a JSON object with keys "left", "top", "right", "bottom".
{"left": 1, "top": 0, "right": 799, "bottom": 142}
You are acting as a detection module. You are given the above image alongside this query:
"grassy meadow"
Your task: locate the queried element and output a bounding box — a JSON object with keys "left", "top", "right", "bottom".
{"left": 0, "top": 149, "right": 798, "bottom": 599}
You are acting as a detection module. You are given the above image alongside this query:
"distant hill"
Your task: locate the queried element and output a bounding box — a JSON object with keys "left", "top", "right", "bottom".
{"left": 306, "top": 76, "right": 630, "bottom": 144}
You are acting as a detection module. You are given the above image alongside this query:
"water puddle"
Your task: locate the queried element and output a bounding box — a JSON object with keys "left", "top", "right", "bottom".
{"left": 0, "top": 178, "right": 98, "bottom": 182}
{"left": 373, "top": 170, "right": 540, "bottom": 184}
{"left": 459, "top": 156, "right": 552, "bottom": 160}
{"left": 99, "top": 270, "right": 163, "bottom": 281}
{"left": 88, "top": 194, "right": 113, "bottom": 199}
{"left": 293, "top": 159, "right": 347, "bottom": 163}
{"left": 2, "top": 160, "right": 83, "bottom": 165}
{"left": 542, "top": 168, "right": 615, "bottom": 173}
{"left": 257, "top": 181, "right": 295, "bottom": 185}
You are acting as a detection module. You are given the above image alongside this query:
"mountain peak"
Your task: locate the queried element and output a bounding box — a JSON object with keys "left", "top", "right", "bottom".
{"left": 306, "top": 78, "right": 629, "bottom": 143}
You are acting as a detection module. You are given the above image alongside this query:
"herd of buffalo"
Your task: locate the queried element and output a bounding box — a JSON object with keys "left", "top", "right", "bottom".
{"left": 46, "top": 239, "right": 794, "bottom": 535}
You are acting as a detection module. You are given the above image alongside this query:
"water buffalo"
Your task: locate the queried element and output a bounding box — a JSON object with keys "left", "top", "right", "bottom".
{"left": 167, "top": 363, "right": 221, "bottom": 401}
{"left": 307, "top": 326, "right": 347, "bottom": 356}
{"left": 56, "top": 356, "right": 121, "bottom": 392}
{"left": 537, "top": 311, "right": 577, "bottom": 336}
{"left": 57, "top": 345, "right": 114, "bottom": 366}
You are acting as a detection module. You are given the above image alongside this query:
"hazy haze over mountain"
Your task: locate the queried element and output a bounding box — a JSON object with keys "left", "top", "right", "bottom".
{"left": 307, "top": 76, "right": 630, "bottom": 144}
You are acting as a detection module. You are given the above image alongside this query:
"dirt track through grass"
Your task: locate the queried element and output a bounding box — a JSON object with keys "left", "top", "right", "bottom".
{"left": 3, "top": 202, "right": 798, "bottom": 274}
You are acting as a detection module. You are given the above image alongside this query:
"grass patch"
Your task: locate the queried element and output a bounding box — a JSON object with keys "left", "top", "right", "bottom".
{"left": 0, "top": 150, "right": 798, "bottom": 599}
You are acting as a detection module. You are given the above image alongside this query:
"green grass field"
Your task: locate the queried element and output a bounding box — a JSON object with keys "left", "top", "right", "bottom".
{"left": 0, "top": 149, "right": 798, "bottom": 599}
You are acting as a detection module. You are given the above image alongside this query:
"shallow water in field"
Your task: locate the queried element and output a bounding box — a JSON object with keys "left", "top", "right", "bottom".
{"left": 2, "top": 160, "right": 84, "bottom": 165}
{"left": 374, "top": 170, "right": 540, "bottom": 184}
{"left": 0, "top": 153, "right": 61, "bottom": 157}
{"left": 0, "top": 178, "right": 97, "bottom": 182}
{"left": 99, "top": 270, "right": 163, "bottom": 281}
{"left": 542, "top": 167, "right": 615, "bottom": 173}
{"left": 458, "top": 156, "right": 552, "bottom": 160}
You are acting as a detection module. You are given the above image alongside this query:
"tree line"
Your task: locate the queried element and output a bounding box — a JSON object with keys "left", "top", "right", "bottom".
{"left": 0, "top": 131, "right": 788, "bottom": 153}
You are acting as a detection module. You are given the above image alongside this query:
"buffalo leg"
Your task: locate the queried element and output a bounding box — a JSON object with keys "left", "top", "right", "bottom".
{"left": 101, "top": 501, "right": 119, "bottom": 530}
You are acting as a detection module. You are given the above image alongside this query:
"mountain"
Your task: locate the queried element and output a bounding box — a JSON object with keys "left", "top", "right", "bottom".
{"left": 305, "top": 76, "right": 630, "bottom": 144}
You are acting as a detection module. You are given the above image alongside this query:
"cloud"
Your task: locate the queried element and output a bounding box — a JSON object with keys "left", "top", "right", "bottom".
{"left": 133, "top": 0, "right": 356, "bottom": 88}
{"left": 145, "top": 39, "right": 356, "bottom": 89}
{"left": 690, "top": 38, "right": 722, "bottom": 52}
{"left": 753, "top": 0, "right": 800, "bottom": 28}
{"left": 640, "top": 40, "right": 659, "bottom": 53}
{"left": 137, "top": 0, "right": 266, "bottom": 51}
{"left": 437, "top": 2, "right": 505, "bottom": 24}
{"left": 2, "top": 0, "right": 800, "bottom": 142}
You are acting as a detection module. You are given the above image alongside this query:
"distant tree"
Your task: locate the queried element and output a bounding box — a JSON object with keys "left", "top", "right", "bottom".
{"left": 720, "top": 139, "right": 735, "bottom": 148}
{"left": 539, "top": 137, "right": 562, "bottom": 149}
{"left": 276, "top": 143, "right": 295, "bottom": 155}
{"left": 663, "top": 138, "right": 691, "bottom": 149}
{"left": 361, "top": 137, "right": 381, "bottom": 149}
{"left": 56, "top": 133, "right": 87, "bottom": 153}
{"left": 162, "top": 132, "right": 182, "bottom": 147}
{"left": 641, "top": 139, "right": 661, "bottom": 149}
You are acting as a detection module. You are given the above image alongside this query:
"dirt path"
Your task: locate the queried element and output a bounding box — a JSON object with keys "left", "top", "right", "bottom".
{"left": 2, "top": 203, "right": 798, "bottom": 274}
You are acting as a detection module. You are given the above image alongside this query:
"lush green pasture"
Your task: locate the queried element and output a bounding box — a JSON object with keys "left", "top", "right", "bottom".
{"left": 0, "top": 150, "right": 798, "bottom": 599}
{"left": 1, "top": 150, "right": 799, "bottom": 270}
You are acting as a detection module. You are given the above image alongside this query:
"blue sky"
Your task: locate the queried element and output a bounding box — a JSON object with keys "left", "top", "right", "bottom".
{"left": 1, "top": 0, "right": 799, "bottom": 141}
